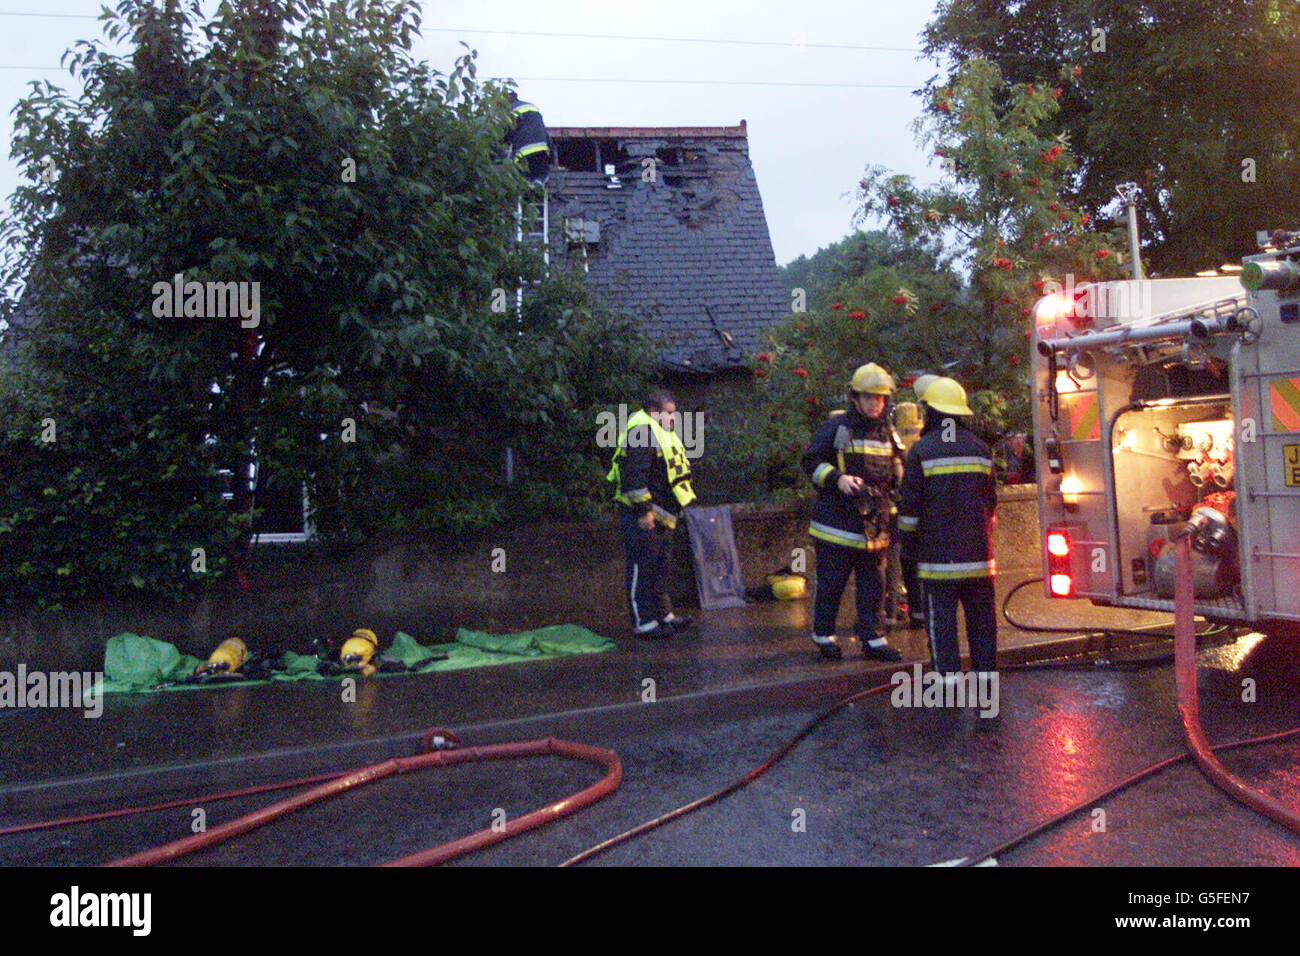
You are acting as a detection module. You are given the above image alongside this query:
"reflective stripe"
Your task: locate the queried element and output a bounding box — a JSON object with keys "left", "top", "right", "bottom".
{"left": 809, "top": 521, "right": 868, "bottom": 550}
{"left": 898, "top": 515, "right": 919, "bottom": 531}
{"left": 515, "top": 142, "right": 549, "bottom": 158}
{"left": 651, "top": 504, "right": 678, "bottom": 529}
{"left": 622, "top": 487, "right": 652, "bottom": 502}
{"left": 512, "top": 104, "right": 542, "bottom": 116}
{"left": 630, "top": 563, "right": 642, "bottom": 629}
{"left": 918, "top": 559, "right": 996, "bottom": 580}
{"left": 812, "top": 462, "right": 835, "bottom": 486}
{"left": 846, "top": 439, "right": 894, "bottom": 456}
{"left": 921, "top": 456, "right": 993, "bottom": 475}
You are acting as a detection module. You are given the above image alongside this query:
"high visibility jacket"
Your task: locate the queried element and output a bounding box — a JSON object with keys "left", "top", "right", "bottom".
{"left": 897, "top": 414, "right": 998, "bottom": 579}
{"left": 607, "top": 409, "right": 696, "bottom": 529}
{"left": 801, "top": 403, "right": 903, "bottom": 551}
{"left": 509, "top": 100, "right": 551, "bottom": 162}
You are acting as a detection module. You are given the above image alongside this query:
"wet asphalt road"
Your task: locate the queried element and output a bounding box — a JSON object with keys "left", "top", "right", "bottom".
{"left": 0, "top": 571, "right": 1168, "bottom": 787}
{"left": 5, "top": 632, "right": 1299, "bottom": 866}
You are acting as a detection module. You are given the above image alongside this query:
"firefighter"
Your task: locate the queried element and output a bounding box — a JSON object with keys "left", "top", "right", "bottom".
{"left": 607, "top": 389, "right": 698, "bottom": 639}
{"left": 801, "top": 363, "right": 905, "bottom": 662}
{"left": 897, "top": 377, "right": 999, "bottom": 676}
{"left": 507, "top": 91, "right": 551, "bottom": 184}
{"left": 889, "top": 373, "right": 938, "bottom": 630}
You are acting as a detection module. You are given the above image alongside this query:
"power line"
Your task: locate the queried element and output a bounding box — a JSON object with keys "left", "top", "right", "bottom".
{"left": 0, "top": 13, "right": 924, "bottom": 52}
{"left": 425, "top": 26, "right": 921, "bottom": 53}
{"left": 508, "top": 77, "right": 919, "bottom": 89}
{"left": 0, "top": 10, "right": 97, "bottom": 17}
{"left": 0, "top": 65, "right": 921, "bottom": 88}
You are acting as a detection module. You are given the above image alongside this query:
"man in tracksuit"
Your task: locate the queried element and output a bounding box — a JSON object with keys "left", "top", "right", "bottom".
{"left": 608, "top": 389, "right": 697, "bottom": 639}
{"left": 801, "top": 363, "right": 905, "bottom": 662}
{"left": 897, "top": 377, "right": 999, "bottom": 675}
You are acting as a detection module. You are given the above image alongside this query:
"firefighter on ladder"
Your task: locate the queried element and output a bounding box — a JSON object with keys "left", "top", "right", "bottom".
{"left": 507, "top": 91, "right": 551, "bottom": 184}
{"left": 607, "top": 389, "right": 698, "bottom": 639}
{"left": 897, "top": 377, "right": 999, "bottom": 678}
{"left": 801, "top": 363, "right": 905, "bottom": 662}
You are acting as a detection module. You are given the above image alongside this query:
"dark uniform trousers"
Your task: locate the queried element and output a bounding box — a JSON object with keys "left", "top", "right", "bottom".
{"left": 621, "top": 506, "right": 675, "bottom": 630}
{"left": 900, "top": 533, "right": 923, "bottom": 623}
{"left": 813, "top": 539, "right": 884, "bottom": 640}
{"left": 925, "top": 577, "right": 997, "bottom": 673}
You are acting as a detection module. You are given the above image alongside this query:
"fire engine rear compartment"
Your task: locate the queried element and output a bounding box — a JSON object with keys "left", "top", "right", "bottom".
{"left": 1107, "top": 395, "right": 1246, "bottom": 619}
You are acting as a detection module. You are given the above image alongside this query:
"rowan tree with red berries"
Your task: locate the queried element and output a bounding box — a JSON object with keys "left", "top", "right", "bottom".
{"left": 857, "top": 56, "right": 1125, "bottom": 434}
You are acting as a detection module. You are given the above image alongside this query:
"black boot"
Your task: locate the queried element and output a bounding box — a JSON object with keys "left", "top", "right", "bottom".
{"left": 861, "top": 636, "right": 902, "bottom": 662}
{"left": 813, "top": 637, "right": 843, "bottom": 661}
{"left": 635, "top": 623, "right": 674, "bottom": 640}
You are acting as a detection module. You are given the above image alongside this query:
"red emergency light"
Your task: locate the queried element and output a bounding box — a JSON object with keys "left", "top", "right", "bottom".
{"left": 1046, "top": 525, "right": 1076, "bottom": 597}
{"left": 1034, "top": 286, "right": 1094, "bottom": 337}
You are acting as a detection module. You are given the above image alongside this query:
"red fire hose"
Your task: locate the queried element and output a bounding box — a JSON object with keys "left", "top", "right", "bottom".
{"left": 105, "top": 732, "right": 620, "bottom": 867}
{"left": 1173, "top": 535, "right": 1300, "bottom": 836}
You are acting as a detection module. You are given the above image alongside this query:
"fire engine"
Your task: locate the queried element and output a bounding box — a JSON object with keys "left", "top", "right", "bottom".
{"left": 1031, "top": 232, "right": 1300, "bottom": 634}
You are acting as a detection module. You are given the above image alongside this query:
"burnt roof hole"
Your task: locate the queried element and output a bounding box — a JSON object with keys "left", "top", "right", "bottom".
{"left": 555, "top": 139, "right": 596, "bottom": 172}
{"left": 656, "top": 147, "right": 706, "bottom": 188}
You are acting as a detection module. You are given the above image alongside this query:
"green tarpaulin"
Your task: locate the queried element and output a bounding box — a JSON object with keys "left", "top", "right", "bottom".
{"left": 87, "top": 626, "right": 615, "bottom": 697}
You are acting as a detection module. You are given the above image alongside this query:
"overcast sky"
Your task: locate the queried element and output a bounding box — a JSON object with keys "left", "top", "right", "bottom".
{"left": 0, "top": 0, "right": 946, "bottom": 265}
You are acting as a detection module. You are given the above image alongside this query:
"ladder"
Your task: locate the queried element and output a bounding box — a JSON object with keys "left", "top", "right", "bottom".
{"left": 514, "top": 184, "right": 549, "bottom": 316}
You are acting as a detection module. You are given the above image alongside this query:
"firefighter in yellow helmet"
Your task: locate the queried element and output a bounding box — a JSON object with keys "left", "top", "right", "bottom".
{"left": 883, "top": 373, "right": 938, "bottom": 631}
{"left": 897, "top": 377, "right": 999, "bottom": 677}
{"left": 799, "top": 363, "right": 905, "bottom": 662}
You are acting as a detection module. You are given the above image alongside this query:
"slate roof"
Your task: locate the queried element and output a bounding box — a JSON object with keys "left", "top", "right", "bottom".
{"left": 545, "top": 122, "right": 787, "bottom": 373}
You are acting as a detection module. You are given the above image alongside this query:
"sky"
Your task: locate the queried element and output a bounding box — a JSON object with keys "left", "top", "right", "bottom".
{"left": 0, "top": 0, "right": 947, "bottom": 266}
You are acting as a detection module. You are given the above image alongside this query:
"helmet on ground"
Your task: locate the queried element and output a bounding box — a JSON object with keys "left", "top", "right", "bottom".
{"left": 922, "top": 377, "right": 973, "bottom": 416}
{"left": 767, "top": 573, "right": 807, "bottom": 601}
{"left": 850, "top": 362, "right": 895, "bottom": 396}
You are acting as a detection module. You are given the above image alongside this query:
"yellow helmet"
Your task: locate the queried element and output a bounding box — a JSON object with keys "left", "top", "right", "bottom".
{"left": 849, "top": 362, "right": 895, "bottom": 396}
{"left": 766, "top": 572, "right": 807, "bottom": 601}
{"left": 923, "top": 377, "right": 973, "bottom": 416}
{"left": 911, "top": 374, "right": 939, "bottom": 400}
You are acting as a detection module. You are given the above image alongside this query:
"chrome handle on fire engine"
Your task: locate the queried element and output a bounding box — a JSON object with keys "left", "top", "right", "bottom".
{"left": 1036, "top": 297, "right": 1249, "bottom": 359}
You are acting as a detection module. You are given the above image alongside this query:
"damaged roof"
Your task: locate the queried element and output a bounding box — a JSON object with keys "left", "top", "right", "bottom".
{"left": 546, "top": 121, "right": 787, "bottom": 374}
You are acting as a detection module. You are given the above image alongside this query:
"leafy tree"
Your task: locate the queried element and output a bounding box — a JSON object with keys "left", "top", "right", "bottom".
{"left": 779, "top": 229, "right": 947, "bottom": 314}
{"left": 856, "top": 57, "right": 1125, "bottom": 428}
{"left": 0, "top": 0, "right": 652, "bottom": 605}
{"left": 717, "top": 56, "right": 1127, "bottom": 502}
{"left": 923, "top": 0, "right": 1300, "bottom": 274}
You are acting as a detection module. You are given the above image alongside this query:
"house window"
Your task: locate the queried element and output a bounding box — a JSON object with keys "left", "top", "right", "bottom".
{"left": 217, "top": 455, "right": 314, "bottom": 544}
